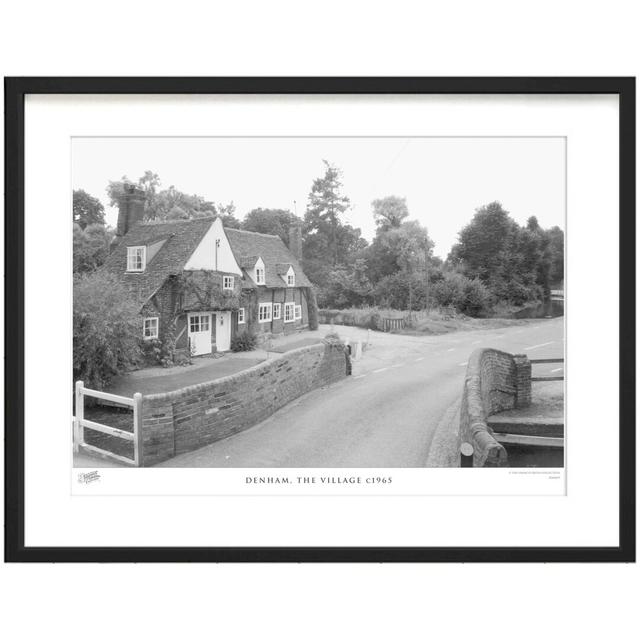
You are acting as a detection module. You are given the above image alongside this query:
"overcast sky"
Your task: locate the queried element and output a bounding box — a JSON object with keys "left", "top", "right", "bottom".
{"left": 72, "top": 137, "right": 565, "bottom": 259}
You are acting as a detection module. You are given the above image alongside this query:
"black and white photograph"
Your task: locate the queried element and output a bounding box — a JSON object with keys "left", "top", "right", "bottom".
{"left": 6, "top": 77, "right": 633, "bottom": 563}
{"left": 72, "top": 136, "right": 565, "bottom": 472}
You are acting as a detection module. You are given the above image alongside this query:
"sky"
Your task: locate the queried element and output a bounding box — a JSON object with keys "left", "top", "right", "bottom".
{"left": 72, "top": 137, "right": 565, "bottom": 259}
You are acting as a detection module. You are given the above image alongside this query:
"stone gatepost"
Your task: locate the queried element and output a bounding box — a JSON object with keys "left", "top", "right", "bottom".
{"left": 513, "top": 354, "right": 532, "bottom": 408}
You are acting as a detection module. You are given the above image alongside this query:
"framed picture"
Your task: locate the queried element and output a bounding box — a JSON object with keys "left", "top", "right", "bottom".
{"left": 4, "top": 77, "right": 635, "bottom": 562}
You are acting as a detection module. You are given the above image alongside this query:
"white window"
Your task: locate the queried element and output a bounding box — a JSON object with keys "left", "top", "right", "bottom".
{"left": 294, "top": 304, "right": 302, "bottom": 320}
{"left": 287, "top": 273, "right": 295, "bottom": 286}
{"left": 255, "top": 267, "right": 265, "bottom": 284}
{"left": 273, "top": 303, "right": 281, "bottom": 320}
{"left": 189, "top": 314, "right": 210, "bottom": 333}
{"left": 238, "top": 308, "right": 245, "bottom": 324}
{"left": 127, "top": 246, "right": 146, "bottom": 272}
{"left": 284, "top": 302, "right": 295, "bottom": 323}
{"left": 143, "top": 317, "right": 159, "bottom": 340}
{"left": 223, "top": 275, "right": 234, "bottom": 290}
{"left": 258, "top": 303, "right": 272, "bottom": 323}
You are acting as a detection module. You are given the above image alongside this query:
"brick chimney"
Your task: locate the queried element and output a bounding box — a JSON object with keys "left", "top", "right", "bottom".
{"left": 288, "top": 220, "right": 303, "bottom": 261}
{"left": 116, "top": 183, "right": 146, "bottom": 239}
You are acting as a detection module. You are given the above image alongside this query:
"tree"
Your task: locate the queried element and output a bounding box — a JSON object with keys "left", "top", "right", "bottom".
{"left": 450, "top": 201, "right": 559, "bottom": 306}
{"left": 73, "top": 223, "right": 113, "bottom": 273}
{"left": 166, "top": 205, "right": 189, "bottom": 220}
{"left": 450, "top": 201, "right": 516, "bottom": 282}
{"left": 106, "top": 171, "right": 230, "bottom": 222}
{"left": 318, "top": 259, "right": 374, "bottom": 308}
{"left": 73, "top": 271, "right": 142, "bottom": 389}
{"left": 365, "top": 219, "right": 434, "bottom": 281}
{"left": 546, "top": 225, "right": 564, "bottom": 286}
{"left": 372, "top": 195, "right": 409, "bottom": 231}
{"left": 304, "top": 160, "right": 351, "bottom": 268}
{"left": 215, "top": 201, "right": 241, "bottom": 229}
{"left": 73, "top": 189, "right": 105, "bottom": 228}
{"left": 242, "top": 208, "right": 299, "bottom": 243}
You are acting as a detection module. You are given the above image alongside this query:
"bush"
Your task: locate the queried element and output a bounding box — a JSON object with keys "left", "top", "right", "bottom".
{"left": 230, "top": 332, "right": 258, "bottom": 352}
{"left": 431, "top": 272, "right": 493, "bottom": 317}
{"left": 140, "top": 333, "right": 178, "bottom": 367}
{"left": 74, "top": 271, "right": 142, "bottom": 389}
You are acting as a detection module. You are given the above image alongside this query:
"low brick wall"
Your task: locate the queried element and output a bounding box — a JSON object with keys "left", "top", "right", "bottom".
{"left": 140, "top": 341, "right": 350, "bottom": 466}
{"left": 459, "top": 349, "right": 531, "bottom": 467}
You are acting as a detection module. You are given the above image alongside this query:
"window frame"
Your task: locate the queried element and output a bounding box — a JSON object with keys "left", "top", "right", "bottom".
{"left": 127, "top": 245, "right": 146, "bottom": 272}
{"left": 238, "top": 307, "right": 245, "bottom": 324}
{"left": 143, "top": 316, "right": 159, "bottom": 340}
{"left": 294, "top": 304, "right": 302, "bottom": 320}
{"left": 258, "top": 302, "right": 272, "bottom": 323}
{"left": 284, "top": 302, "right": 295, "bottom": 323}
{"left": 273, "top": 303, "right": 281, "bottom": 320}
{"left": 255, "top": 266, "right": 265, "bottom": 285}
{"left": 222, "top": 275, "right": 234, "bottom": 290}
{"left": 287, "top": 273, "right": 295, "bottom": 287}
{"left": 189, "top": 313, "right": 210, "bottom": 334}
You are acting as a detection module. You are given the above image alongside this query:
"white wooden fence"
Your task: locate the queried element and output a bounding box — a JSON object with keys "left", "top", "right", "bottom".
{"left": 73, "top": 381, "right": 142, "bottom": 466}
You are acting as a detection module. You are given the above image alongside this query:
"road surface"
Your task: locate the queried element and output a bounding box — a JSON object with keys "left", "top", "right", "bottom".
{"left": 158, "top": 318, "right": 564, "bottom": 467}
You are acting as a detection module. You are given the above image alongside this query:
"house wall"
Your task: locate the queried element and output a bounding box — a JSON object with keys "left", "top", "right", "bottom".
{"left": 140, "top": 341, "right": 350, "bottom": 466}
{"left": 255, "top": 287, "right": 308, "bottom": 336}
{"left": 234, "top": 287, "right": 309, "bottom": 340}
{"left": 141, "top": 277, "right": 180, "bottom": 344}
{"left": 184, "top": 217, "right": 242, "bottom": 274}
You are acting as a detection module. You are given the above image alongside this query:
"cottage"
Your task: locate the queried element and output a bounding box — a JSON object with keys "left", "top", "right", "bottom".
{"left": 102, "top": 185, "right": 318, "bottom": 358}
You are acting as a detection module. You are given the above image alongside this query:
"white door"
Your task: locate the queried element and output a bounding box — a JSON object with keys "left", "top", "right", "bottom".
{"left": 188, "top": 313, "right": 212, "bottom": 356}
{"left": 215, "top": 312, "right": 231, "bottom": 351}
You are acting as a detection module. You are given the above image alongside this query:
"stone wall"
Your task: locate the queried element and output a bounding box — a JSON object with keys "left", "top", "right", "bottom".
{"left": 140, "top": 341, "right": 349, "bottom": 466}
{"left": 459, "top": 349, "right": 531, "bottom": 467}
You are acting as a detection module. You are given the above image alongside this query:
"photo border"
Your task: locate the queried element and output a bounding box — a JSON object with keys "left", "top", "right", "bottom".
{"left": 4, "top": 77, "right": 635, "bottom": 562}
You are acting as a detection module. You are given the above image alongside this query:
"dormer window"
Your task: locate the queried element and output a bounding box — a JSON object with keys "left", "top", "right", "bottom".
{"left": 255, "top": 266, "right": 265, "bottom": 285}
{"left": 127, "top": 246, "right": 146, "bottom": 272}
{"left": 223, "top": 275, "right": 234, "bottom": 290}
{"left": 287, "top": 272, "right": 295, "bottom": 287}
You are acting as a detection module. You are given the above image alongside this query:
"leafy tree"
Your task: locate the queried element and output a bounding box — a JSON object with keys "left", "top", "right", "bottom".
{"left": 215, "top": 201, "right": 241, "bottom": 229}
{"left": 365, "top": 219, "right": 434, "bottom": 282}
{"left": 166, "top": 205, "right": 189, "bottom": 220}
{"left": 449, "top": 201, "right": 555, "bottom": 306}
{"left": 73, "top": 223, "right": 113, "bottom": 273}
{"left": 450, "top": 201, "right": 516, "bottom": 282}
{"left": 374, "top": 271, "right": 427, "bottom": 310}
{"left": 304, "top": 160, "right": 352, "bottom": 269}
{"left": 372, "top": 195, "right": 409, "bottom": 231}
{"left": 318, "top": 259, "right": 374, "bottom": 308}
{"left": 546, "top": 225, "right": 564, "bottom": 286}
{"left": 73, "top": 271, "right": 142, "bottom": 389}
{"left": 242, "top": 208, "right": 299, "bottom": 243}
{"left": 73, "top": 189, "right": 105, "bottom": 228}
{"left": 106, "top": 171, "right": 232, "bottom": 223}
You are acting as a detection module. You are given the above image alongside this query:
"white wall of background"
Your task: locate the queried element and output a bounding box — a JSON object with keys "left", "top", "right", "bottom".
{"left": 1, "top": 2, "right": 638, "bottom": 640}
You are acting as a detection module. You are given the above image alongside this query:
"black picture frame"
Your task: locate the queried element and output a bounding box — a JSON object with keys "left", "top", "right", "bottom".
{"left": 4, "top": 77, "right": 635, "bottom": 563}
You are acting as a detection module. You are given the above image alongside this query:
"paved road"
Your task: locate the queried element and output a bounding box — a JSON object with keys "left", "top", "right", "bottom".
{"left": 158, "top": 318, "right": 564, "bottom": 468}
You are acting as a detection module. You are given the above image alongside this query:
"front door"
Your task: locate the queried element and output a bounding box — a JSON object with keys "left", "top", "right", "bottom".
{"left": 188, "top": 313, "right": 212, "bottom": 356}
{"left": 215, "top": 311, "right": 232, "bottom": 351}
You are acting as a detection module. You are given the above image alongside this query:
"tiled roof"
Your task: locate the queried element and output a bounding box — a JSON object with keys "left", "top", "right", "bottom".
{"left": 102, "top": 218, "right": 215, "bottom": 305}
{"left": 224, "top": 228, "right": 311, "bottom": 288}
{"left": 275, "top": 262, "right": 292, "bottom": 276}
{"left": 101, "top": 218, "right": 312, "bottom": 309}
{"left": 238, "top": 255, "right": 259, "bottom": 269}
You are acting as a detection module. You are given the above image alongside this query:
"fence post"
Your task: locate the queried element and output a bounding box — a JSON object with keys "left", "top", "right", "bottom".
{"left": 133, "top": 392, "right": 143, "bottom": 467}
{"left": 74, "top": 380, "right": 84, "bottom": 453}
